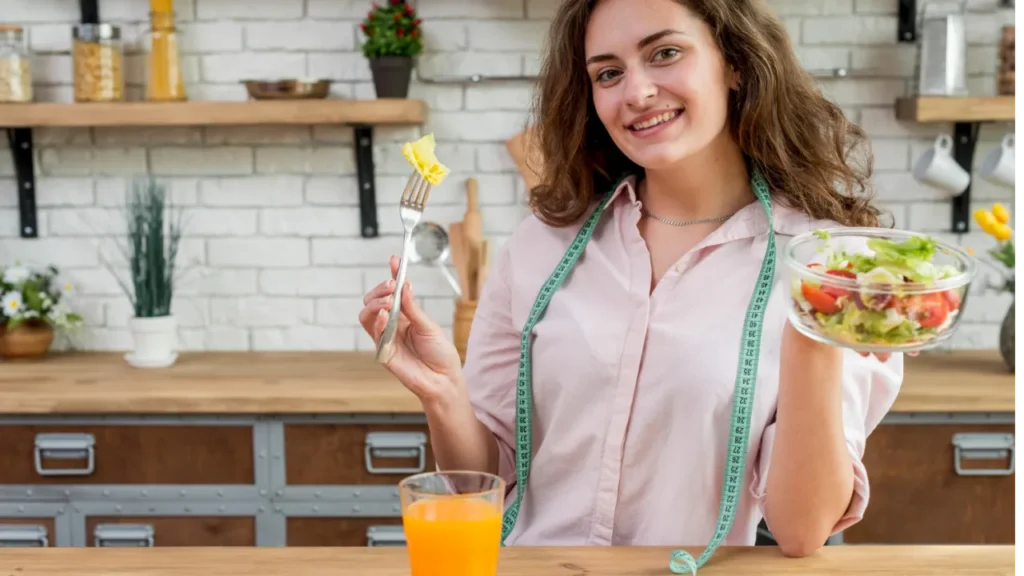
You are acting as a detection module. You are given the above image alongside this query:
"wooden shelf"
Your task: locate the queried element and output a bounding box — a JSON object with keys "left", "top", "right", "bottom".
{"left": 895, "top": 96, "right": 1015, "bottom": 123}
{"left": 895, "top": 96, "right": 1015, "bottom": 233}
{"left": 0, "top": 99, "right": 427, "bottom": 240}
{"left": 0, "top": 99, "right": 426, "bottom": 128}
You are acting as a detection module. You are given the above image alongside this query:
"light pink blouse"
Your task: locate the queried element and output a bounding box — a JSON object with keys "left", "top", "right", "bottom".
{"left": 461, "top": 175, "right": 903, "bottom": 547}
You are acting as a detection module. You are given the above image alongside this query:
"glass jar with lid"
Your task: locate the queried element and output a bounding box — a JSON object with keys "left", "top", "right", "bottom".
{"left": 72, "top": 23, "right": 125, "bottom": 102}
{"left": 0, "top": 25, "right": 33, "bottom": 103}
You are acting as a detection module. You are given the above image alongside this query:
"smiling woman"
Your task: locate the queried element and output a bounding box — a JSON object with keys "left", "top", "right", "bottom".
{"left": 357, "top": 0, "right": 902, "bottom": 574}
{"left": 531, "top": 0, "right": 882, "bottom": 232}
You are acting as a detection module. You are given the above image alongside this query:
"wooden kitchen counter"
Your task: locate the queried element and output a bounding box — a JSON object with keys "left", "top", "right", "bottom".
{"left": 0, "top": 545, "right": 1013, "bottom": 575}
{"left": 0, "top": 349, "right": 1013, "bottom": 414}
{"left": 894, "top": 349, "right": 1014, "bottom": 413}
{"left": 0, "top": 352, "right": 421, "bottom": 414}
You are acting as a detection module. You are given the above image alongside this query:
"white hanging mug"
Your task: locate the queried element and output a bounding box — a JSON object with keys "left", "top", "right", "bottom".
{"left": 912, "top": 134, "right": 971, "bottom": 198}
{"left": 978, "top": 134, "right": 1015, "bottom": 189}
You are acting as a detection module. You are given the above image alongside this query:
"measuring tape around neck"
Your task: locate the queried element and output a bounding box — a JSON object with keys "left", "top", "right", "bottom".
{"left": 500, "top": 169, "right": 778, "bottom": 576}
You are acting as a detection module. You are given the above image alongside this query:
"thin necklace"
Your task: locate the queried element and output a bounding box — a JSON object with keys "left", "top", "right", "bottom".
{"left": 639, "top": 203, "right": 734, "bottom": 227}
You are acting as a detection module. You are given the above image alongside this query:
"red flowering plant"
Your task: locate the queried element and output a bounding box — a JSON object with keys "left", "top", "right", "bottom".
{"left": 360, "top": 0, "right": 423, "bottom": 58}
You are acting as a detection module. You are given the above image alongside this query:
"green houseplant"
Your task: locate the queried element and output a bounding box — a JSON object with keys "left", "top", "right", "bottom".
{"left": 361, "top": 0, "right": 423, "bottom": 98}
{"left": 0, "top": 264, "right": 82, "bottom": 359}
{"left": 108, "top": 177, "right": 185, "bottom": 368}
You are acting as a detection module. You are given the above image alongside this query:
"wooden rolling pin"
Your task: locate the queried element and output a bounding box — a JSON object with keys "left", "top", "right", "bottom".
{"left": 463, "top": 178, "right": 484, "bottom": 300}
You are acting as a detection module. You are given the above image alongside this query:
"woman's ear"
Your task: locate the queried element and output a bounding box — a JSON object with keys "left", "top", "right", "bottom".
{"left": 728, "top": 66, "right": 741, "bottom": 90}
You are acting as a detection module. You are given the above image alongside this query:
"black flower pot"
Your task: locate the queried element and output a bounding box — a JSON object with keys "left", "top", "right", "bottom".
{"left": 369, "top": 56, "right": 413, "bottom": 98}
{"left": 1000, "top": 300, "right": 1014, "bottom": 372}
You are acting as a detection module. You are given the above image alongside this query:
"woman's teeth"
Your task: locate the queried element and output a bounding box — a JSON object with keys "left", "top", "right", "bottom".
{"left": 630, "top": 110, "right": 680, "bottom": 131}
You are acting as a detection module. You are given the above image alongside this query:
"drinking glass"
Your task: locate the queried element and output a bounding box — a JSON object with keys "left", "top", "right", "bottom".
{"left": 399, "top": 470, "right": 505, "bottom": 576}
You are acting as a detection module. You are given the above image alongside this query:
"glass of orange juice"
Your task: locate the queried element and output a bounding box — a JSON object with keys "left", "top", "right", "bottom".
{"left": 399, "top": 470, "right": 505, "bottom": 576}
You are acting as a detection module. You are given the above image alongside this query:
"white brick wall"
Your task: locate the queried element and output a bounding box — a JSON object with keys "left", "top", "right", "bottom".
{"left": 0, "top": 0, "right": 1015, "bottom": 351}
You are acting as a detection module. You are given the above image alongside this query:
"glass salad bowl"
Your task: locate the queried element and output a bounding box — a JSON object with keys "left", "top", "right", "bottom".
{"left": 784, "top": 227, "right": 977, "bottom": 353}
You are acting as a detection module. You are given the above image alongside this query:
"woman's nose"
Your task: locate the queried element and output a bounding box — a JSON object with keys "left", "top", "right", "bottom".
{"left": 623, "top": 70, "right": 657, "bottom": 108}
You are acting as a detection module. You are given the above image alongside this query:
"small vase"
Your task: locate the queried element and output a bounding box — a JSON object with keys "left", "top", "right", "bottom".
{"left": 999, "top": 301, "right": 1014, "bottom": 372}
{"left": 127, "top": 315, "right": 178, "bottom": 369}
{"left": 369, "top": 56, "right": 413, "bottom": 98}
{"left": 0, "top": 322, "right": 55, "bottom": 360}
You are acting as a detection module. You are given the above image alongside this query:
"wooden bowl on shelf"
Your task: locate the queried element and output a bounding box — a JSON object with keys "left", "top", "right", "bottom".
{"left": 241, "top": 79, "right": 333, "bottom": 100}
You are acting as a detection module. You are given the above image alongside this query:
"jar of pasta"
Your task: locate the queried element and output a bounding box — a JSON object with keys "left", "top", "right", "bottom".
{"left": 0, "top": 25, "right": 33, "bottom": 103}
{"left": 72, "top": 23, "right": 124, "bottom": 102}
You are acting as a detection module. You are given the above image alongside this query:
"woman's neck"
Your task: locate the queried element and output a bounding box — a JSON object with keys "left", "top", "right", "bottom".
{"left": 638, "top": 132, "right": 755, "bottom": 221}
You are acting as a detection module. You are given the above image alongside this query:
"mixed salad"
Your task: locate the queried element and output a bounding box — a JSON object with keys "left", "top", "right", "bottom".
{"left": 790, "top": 230, "right": 966, "bottom": 348}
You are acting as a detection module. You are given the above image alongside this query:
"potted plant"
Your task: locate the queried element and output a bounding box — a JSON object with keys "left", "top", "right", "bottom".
{"left": 361, "top": 0, "right": 423, "bottom": 98}
{"left": 107, "top": 177, "right": 185, "bottom": 369}
{"left": 973, "top": 203, "right": 1015, "bottom": 372}
{"left": 0, "top": 263, "right": 83, "bottom": 360}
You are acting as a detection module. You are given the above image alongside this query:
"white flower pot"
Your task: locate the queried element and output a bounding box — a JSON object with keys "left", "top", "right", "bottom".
{"left": 126, "top": 315, "right": 178, "bottom": 369}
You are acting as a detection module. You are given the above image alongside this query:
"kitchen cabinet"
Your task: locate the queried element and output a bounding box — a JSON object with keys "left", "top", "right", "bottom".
{"left": 841, "top": 420, "right": 1014, "bottom": 544}
{"left": 286, "top": 517, "right": 405, "bottom": 547}
{"left": 0, "top": 424, "right": 254, "bottom": 485}
{"left": 84, "top": 516, "right": 256, "bottom": 547}
{"left": 0, "top": 350, "right": 1012, "bottom": 548}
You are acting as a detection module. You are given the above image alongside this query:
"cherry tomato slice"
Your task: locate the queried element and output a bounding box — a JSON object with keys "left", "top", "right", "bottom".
{"left": 943, "top": 290, "right": 962, "bottom": 312}
{"left": 801, "top": 282, "right": 841, "bottom": 314}
{"left": 822, "top": 269, "right": 856, "bottom": 299}
{"left": 907, "top": 293, "right": 950, "bottom": 328}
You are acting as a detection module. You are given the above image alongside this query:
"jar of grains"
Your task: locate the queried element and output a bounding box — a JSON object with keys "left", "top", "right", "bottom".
{"left": 72, "top": 23, "right": 124, "bottom": 102}
{"left": 0, "top": 24, "right": 33, "bottom": 102}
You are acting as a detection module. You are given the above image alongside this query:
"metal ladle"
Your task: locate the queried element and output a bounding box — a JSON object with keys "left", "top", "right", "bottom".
{"left": 410, "top": 221, "right": 463, "bottom": 298}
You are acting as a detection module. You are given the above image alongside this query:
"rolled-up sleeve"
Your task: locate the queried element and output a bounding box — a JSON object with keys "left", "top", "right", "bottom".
{"left": 749, "top": 348, "right": 903, "bottom": 534}
{"left": 461, "top": 242, "right": 521, "bottom": 490}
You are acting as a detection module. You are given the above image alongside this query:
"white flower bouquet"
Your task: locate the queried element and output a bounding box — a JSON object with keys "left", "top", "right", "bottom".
{"left": 0, "top": 264, "right": 83, "bottom": 331}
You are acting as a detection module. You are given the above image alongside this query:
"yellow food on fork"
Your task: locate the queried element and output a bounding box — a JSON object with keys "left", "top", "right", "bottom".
{"left": 402, "top": 133, "right": 450, "bottom": 186}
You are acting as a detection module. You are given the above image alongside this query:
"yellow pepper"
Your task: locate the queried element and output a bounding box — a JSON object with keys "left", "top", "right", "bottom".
{"left": 991, "top": 203, "right": 1010, "bottom": 224}
{"left": 974, "top": 209, "right": 999, "bottom": 235}
{"left": 402, "top": 133, "right": 450, "bottom": 186}
{"left": 992, "top": 223, "right": 1013, "bottom": 241}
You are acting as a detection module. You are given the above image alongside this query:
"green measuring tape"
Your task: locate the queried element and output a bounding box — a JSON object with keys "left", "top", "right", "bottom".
{"left": 499, "top": 168, "right": 778, "bottom": 576}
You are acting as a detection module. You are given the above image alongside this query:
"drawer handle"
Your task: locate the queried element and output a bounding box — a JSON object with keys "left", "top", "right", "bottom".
{"left": 94, "top": 524, "right": 155, "bottom": 547}
{"left": 366, "top": 525, "right": 406, "bottom": 547}
{"left": 364, "top": 432, "right": 427, "bottom": 475}
{"left": 34, "top": 433, "right": 96, "bottom": 477}
{"left": 0, "top": 525, "right": 49, "bottom": 547}
{"left": 952, "top": 432, "right": 1015, "bottom": 476}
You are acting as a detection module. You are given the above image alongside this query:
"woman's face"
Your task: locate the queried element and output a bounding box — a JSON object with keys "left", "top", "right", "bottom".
{"left": 584, "top": 0, "right": 736, "bottom": 170}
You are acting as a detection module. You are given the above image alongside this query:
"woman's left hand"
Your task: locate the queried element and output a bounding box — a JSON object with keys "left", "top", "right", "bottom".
{"left": 856, "top": 350, "right": 917, "bottom": 363}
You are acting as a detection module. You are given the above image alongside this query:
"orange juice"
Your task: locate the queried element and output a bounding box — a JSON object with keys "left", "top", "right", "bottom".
{"left": 403, "top": 497, "right": 502, "bottom": 576}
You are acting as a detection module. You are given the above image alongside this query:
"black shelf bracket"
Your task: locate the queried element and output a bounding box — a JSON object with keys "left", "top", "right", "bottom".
{"left": 6, "top": 128, "right": 38, "bottom": 238}
{"left": 898, "top": 0, "right": 916, "bottom": 42}
{"left": 951, "top": 122, "right": 980, "bottom": 234}
{"left": 353, "top": 124, "right": 379, "bottom": 238}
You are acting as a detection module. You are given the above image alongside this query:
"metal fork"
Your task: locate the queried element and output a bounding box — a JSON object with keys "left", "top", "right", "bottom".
{"left": 376, "top": 171, "right": 433, "bottom": 363}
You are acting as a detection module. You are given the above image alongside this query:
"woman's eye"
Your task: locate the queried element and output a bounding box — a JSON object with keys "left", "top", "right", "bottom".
{"left": 596, "top": 69, "right": 621, "bottom": 82}
{"left": 653, "top": 47, "right": 680, "bottom": 61}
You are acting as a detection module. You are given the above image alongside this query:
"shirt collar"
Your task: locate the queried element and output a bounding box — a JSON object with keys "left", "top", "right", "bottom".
{"left": 603, "top": 173, "right": 817, "bottom": 243}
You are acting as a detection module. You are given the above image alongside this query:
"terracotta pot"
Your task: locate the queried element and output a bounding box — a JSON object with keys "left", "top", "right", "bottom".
{"left": 0, "top": 322, "right": 55, "bottom": 360}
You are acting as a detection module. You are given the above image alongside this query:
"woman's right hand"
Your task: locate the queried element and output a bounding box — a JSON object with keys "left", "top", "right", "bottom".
{"left": 359, "top": 255, "right": 466, "bottom": 405}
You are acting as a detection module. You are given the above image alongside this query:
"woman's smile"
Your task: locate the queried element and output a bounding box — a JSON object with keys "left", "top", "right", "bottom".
{"left": 626, "top": 108, "right": 684, "bottom": 138}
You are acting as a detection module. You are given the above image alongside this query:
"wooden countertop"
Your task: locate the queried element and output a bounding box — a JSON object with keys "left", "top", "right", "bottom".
{"left": 895, "top": 350, "right": 1014, "bottom": 413}
{"left": 0, "top": 352, "right": 422, "bottom": 414}
{"left": 0, "top": 545, "right": 1013, "bottom": 575}
{"left": 0, "top": 349, "right": 1013, "bottom": 414}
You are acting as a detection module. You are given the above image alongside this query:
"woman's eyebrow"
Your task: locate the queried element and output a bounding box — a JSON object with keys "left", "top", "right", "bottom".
{"left": 585, "top": 29, "right": 684, "bottom": 65}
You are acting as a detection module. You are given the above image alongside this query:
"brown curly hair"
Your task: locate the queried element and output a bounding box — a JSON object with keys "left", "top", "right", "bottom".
{"left": 525, "top": 0, "right": 883, "bottom": 229}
